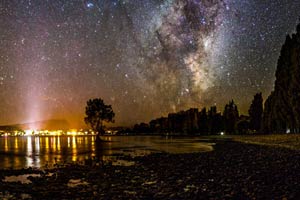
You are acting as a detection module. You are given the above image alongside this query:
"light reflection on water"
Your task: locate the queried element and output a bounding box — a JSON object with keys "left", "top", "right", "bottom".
{"left": 0, "top": 136, "right": 213, "bottom": 169}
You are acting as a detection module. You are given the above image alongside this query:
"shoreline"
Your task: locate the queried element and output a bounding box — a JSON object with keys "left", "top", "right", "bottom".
{"left": 0, "top": 139, "right": 300, "bottom": 199}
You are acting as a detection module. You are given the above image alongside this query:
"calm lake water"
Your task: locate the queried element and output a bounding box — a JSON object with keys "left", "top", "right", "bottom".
{"left": 0, "top": 136, "right": 213, "bottom": 169}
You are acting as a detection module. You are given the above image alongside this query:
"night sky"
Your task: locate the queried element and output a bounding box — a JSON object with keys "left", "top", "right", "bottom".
{"left": 0, "top": 0, "right": 300, "bottom": 127}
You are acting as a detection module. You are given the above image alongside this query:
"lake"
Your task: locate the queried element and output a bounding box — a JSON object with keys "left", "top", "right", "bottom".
{"left": 0, "top": 135, "right": 213, "bottom": 169}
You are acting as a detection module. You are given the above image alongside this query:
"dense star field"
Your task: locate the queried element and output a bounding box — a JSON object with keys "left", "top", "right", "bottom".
{"left": 0, "top": 0, "right": 300, "bottom": 127}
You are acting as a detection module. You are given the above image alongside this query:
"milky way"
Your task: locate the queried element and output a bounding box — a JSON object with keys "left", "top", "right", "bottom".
{"left": 0, "top": 0, "right": 300, "bottom": 127}
{"left": 142, "top": 0, "right": 227, "bottom": 110}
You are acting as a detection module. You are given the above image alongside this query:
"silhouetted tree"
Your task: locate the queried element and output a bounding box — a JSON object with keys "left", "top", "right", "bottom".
{"left": 223, "top": 100, "right": 239, "bottom": 134}
{"left": 236, "top": 115, "right": 250, "bottom": 134}
{"left": 248, "top": 93, "right": 263, "bottom": 132}
{"left": 198, "top": 108, "right": 208, "bottom": 134}
{"left": 84, "top": 98, "right": 115, "bottom": 141}
{"left": 133, "top": 123, "right": 151, "bottom": 134}
{"left": 207, "top": 106, "right": 216, "bottom": 134}
{"left": 263, "top": 20, "right": 300, "bottom": 134}
{"left": 207, "top": 106, "right": 224, "bottom": 134}
{"left": 212, "top": 113, "right": 224, "bottom": 134}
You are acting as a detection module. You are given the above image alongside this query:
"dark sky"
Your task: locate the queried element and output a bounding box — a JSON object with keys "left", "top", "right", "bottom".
{"left": 0, "top": 0, "right": 300, "bottom": 127}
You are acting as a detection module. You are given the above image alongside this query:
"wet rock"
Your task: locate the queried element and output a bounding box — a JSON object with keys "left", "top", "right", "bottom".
{"left": 0, "top": 140, "right": 300, "bottom": 199}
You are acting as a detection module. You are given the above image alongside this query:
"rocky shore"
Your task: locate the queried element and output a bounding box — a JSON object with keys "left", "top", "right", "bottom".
{"left": 0, "top": 139, "right": 300, "bottom": 199}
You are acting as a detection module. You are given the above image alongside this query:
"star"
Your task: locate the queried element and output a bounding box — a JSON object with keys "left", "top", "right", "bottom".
{"left": 86, "top": 2, "right": 94, "bottom": 9}
{"left": 0, "top": 0, "right": 300, "bottom": 127}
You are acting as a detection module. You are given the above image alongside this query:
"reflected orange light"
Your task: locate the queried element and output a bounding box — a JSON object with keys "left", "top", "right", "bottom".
{"left": 67, "top": 137, "right": 71, "bottom": 148}
{"left": 53, "top": 137, "right": 56, "bottom": 150}
{"left": 57, "top": 136, "right": 61, "bottom": 152}
{"left": 35, "top": 137, "right": 40, "bottom": 152}
{"left": 45, "top": 137, "right": 49, "bottom": 153}
{"left": 72, "top": 136, "right": 77, "bottom": 162}
{"left": 14, "top": 137, "right": 18, "bottom": 149}
{"left": 27, "top": 136, "right": 32, "bottom": 154}
{"left": 4, "top": 137, "right": 8, "bottom": 152}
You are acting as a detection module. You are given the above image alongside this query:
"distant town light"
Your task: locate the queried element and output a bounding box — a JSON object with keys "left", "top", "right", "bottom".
{"left": 25, "top": 130, "right": 34, "bottom": 136}
{"left": 2, "top": 129, "right": 95, "bottom": 136}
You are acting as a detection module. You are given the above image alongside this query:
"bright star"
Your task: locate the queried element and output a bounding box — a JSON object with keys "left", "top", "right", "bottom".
{"left": 86, "top": 2, "right": 94, "bottom": 8}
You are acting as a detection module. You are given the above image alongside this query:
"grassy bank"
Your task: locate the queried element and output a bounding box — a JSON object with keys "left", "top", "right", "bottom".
{"left": 231, "top": 134, "right": 300, "bottom": 150}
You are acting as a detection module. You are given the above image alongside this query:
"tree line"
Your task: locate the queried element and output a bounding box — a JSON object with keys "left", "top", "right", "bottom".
{"left": 131, "top": 93, "right": 263, "bottom": 135}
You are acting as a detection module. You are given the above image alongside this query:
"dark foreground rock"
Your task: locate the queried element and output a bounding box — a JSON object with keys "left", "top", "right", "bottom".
{"left": 0, "top": 139, "right": 300, "bottom": 199}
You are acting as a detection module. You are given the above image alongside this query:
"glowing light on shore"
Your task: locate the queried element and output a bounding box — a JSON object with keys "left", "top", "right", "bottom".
{"left": 67, "top": 129, "right": 78, "bottom": 136}
{"left": 2, "top": 129, "right": 95, "bottom": 136}
{"left": 25, "top": 130, "right": 35, "bottom": 136}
